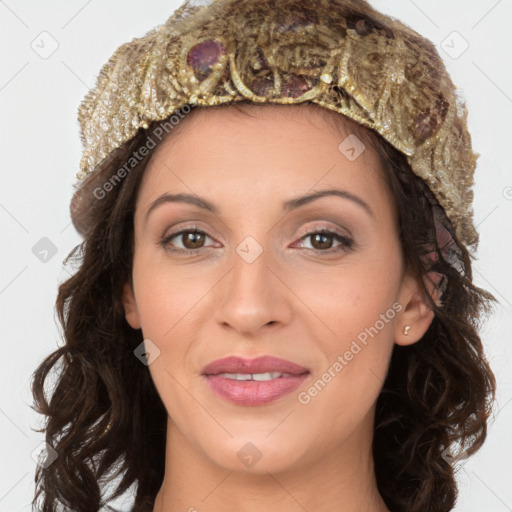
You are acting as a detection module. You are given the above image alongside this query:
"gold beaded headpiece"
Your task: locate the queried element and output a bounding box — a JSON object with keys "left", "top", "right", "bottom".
{"left": 70, "top": 0, "right": 480, "bottom": 253}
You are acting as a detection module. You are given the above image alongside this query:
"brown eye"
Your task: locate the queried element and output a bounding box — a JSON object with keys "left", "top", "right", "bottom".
{"left": 180, "top": 231, "right": 206, "bottom": 249}
{"left": 296, "top": 228, "right": 354, "bottom": 254}
{"left": 160, "top": 228, "right": 216, "bottom": 253}
{"left": 309, "top": 232, "right": 334, "bottom": 250}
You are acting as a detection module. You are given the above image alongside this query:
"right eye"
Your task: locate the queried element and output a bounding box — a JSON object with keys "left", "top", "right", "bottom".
{"left": 159, "top": 226, "right": 218, "bottom": 253}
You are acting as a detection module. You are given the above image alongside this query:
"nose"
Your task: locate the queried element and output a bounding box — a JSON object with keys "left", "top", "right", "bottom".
{"left": 213, "top": 244, "right": 293, "bottom": 336}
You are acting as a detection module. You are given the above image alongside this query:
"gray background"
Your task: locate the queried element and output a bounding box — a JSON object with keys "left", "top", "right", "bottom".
{"left": 1, "top": 0, "right": 511, "bottom": 510}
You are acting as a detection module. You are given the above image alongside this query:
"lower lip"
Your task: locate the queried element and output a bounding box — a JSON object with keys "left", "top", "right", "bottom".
{"left": 203, "top": 373, "right": 309, "bottom": 406}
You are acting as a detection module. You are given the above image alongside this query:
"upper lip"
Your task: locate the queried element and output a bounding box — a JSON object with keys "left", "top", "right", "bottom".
{"left": 202, "top": 356, "right": 309, "bottom": 376}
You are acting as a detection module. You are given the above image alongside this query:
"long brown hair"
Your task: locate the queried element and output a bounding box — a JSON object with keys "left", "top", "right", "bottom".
{"left": 31, "top": 102, "right": 497, "bottom": 512}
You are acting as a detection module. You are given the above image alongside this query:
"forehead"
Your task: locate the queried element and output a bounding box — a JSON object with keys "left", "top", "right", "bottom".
{"left": 136, "top": 104, "right": 393, "bottom": 220}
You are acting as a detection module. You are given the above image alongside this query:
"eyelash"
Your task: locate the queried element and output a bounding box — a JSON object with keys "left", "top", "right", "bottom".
{"left": 158, "top": 224, "right": 355, "bottom": 255}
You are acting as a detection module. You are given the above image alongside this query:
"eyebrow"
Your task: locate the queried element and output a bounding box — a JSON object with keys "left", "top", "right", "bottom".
{"left": 144, "top": 188, "right": 374, "bottom": 224}
{"left": 283, "top": 189, "right": 374, "bottom": 218}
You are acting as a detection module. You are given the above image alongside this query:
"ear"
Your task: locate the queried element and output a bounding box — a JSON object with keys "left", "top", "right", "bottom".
{"left": 122, "top": 281, "right": 141, "bottom": 330}
{"left": 394, "top": 269, "right": 442, "bottom": 347}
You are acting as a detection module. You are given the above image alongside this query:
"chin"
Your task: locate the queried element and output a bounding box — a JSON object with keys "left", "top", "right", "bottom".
{"left": 202, "top": 434, "right": 309, "bottom": 475}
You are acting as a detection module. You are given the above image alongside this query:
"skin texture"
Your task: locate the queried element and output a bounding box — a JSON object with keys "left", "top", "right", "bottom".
{"left": 122, "top": 104, "right": 437, "bottom": 512}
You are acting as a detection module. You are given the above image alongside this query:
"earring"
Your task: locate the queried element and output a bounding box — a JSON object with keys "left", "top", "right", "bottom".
{"left": 403, "top": 325, "right": 411, "bottom": 335}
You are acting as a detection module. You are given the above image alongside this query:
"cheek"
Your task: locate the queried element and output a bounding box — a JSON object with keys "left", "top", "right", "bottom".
{"left": 130, "top": 252, "right": 218, "bottom": 393}
{"left": 288, "top": 257, "right": 400, "bottom": 421}
{"left": 288, "top": 250, "right": 400, "bottom": 341}
{"left": 131, "top": 245, "right": 206, "bottom": 339}
{"left": 131, "top": 265, "right": 202, "bottom": 402}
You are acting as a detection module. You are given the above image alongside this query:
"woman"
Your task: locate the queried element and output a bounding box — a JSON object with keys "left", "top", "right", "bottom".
{"left": 31, "top": 0, "right": 497, "bottom": 511}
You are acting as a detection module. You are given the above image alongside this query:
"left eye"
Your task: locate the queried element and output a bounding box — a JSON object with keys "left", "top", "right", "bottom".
{"left": 295, "top": 229, "right": 354, "bottom": 253}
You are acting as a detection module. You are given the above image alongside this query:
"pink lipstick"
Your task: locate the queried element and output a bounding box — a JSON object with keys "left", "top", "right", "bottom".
{"left": 202, "top": 355, "right": 310, "bottom": 406}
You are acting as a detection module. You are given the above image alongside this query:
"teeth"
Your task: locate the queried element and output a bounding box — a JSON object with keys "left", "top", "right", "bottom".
{"left": 217, "top": 371, "right": 287, "bottom": 381}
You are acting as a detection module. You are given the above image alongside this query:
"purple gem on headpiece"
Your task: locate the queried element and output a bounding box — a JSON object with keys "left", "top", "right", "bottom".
{"left": 414, "top": 96, "right": 449, "bottom": 142}
{"left": 282, "top": 75, "right": 311, "bottom": 98}
{"left": 414, "top": 111, "right": 439, "bottom": 142}
{"left": 187, "top": 39, "right": 226, "bottom": 79}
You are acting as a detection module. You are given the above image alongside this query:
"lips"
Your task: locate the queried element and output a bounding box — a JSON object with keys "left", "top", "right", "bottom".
{"left": 201, "top": 355, "right": 309, "bottom": 376}
{"left": 201, "top": 356, "right": 310, "bottom": 406}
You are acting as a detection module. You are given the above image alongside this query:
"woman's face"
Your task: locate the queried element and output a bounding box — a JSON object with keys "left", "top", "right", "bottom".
{"left": 123, "top": 105, "right": 434, "bottom": 474}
